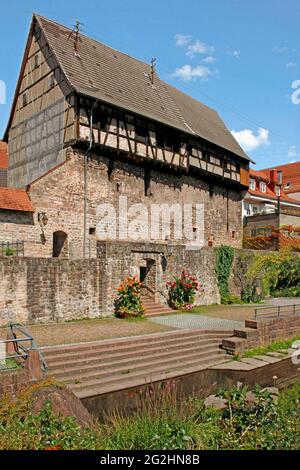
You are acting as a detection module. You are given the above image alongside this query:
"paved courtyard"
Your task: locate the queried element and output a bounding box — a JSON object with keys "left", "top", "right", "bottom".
{"left": 150, "top": 314, "right": 244, "bottom": 330}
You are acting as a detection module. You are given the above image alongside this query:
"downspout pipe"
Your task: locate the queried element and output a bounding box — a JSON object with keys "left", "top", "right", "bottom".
{"left": 83, "top": 99, "right": 98, "bottom": 258}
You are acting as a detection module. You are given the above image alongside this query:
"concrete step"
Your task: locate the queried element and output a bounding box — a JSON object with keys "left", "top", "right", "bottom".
{"left": 65, "top": 350, "right": 227, "bottom": 387}
{"left": 44, "top": 329, "right": 232, "bottom": 398}
{"left": 74, "top": 358, "right": 223, "bottom": 398}
{"left": 141, "top": 297, "right": 173, "bottom": 316}
{"left": 43, "top": 329, "right": 233, "bottom": 359}
{"left": 46, "top": 337, "right": 223, "bottom": 369}
{"left": 49, "top": 344, "right": 224, "bottom": 378}
{"left": 68, "top": 352, "right": 228, "bottom": 395}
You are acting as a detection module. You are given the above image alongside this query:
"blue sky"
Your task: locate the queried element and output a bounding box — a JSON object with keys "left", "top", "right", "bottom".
{"left": 0, "top": 0, "right": 299, "bottom": 168}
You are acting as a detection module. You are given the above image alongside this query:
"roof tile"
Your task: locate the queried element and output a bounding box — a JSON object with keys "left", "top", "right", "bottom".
{"left": 0, "top": 188, "right": 34, "bottom": 212}
{"left": 35, "top": 15, "right": 250, "bottom": 162}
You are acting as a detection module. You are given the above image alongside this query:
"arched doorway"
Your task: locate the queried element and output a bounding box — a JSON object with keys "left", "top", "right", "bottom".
{"left": 52, "top": 231, "right": 68, "bottom": 258}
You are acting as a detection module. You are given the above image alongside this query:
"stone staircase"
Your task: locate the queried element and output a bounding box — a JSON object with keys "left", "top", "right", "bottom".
{"left": 141, "top": 295, "right": 173, "bottom": 317}
{"left": 43, "top": 329, "right": 232, "bottom": 399}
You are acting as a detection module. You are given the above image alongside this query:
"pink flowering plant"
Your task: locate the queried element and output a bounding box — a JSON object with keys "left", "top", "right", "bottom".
{"left": 166, "top": 270, "right": 201, "bottom": 310}
{"left": 115, "top": 276, "right": 145, "bottom": 318}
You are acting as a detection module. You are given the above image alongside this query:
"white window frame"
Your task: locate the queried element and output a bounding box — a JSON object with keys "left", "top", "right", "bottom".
{"left": 259, "top": 181, "right": 267, "bottom": 193}
{"left": 249, "top": 178, "right": 255, "bottom": 190}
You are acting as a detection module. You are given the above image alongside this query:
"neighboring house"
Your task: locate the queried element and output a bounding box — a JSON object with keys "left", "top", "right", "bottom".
{"left": 1, "top": 14, "right": 250, "bottom": 260}
{"left": 0, "top": 186, "right": 34, "bottom": 256}
{"left": 243, "top": 168, "right": 300, "bottom": 249}
{"left": 0, "top": 141, "right": 8, "bottom": 187}
{"left": 261, "top": 162, "right": 300, "bottom": 201}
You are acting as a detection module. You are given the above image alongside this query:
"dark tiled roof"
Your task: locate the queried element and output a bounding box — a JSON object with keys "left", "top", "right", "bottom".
{"left": 0, "top": 188, "right": 34, "bottom": 212}
{"left": 35, "top": 14, "right": 250, "bottom": 162}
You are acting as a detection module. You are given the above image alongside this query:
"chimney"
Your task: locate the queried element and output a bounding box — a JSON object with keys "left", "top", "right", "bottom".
{"left": 269, "top": 169, "right": 277, "bottom": 184}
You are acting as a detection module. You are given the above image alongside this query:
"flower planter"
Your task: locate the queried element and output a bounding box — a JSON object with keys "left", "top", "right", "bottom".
{"left": 115, "top": 309, "right": 145, "bottom": 319}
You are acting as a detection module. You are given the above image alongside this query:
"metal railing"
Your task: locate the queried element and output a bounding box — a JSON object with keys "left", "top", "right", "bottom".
{"left": 254, "top": 303, "right": 300, "bottom": 320}
{"left": 0, "top": 323, "right": 47, "bottom": 372}
{"left": 0, "top": 241, "right": 24, "bottom": 257}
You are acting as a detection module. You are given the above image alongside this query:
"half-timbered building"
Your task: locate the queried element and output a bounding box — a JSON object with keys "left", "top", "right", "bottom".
{"left": 1, "top": 14, "right": 250, "bottom": 259}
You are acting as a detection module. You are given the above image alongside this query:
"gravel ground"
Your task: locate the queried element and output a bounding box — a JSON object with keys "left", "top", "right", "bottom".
{"left": 0, "top": 318, "right": 175, "bottom": 347}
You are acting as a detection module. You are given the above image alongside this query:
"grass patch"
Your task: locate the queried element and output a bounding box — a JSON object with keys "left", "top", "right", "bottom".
{"left": 239, "top": 335, "right": 300, "bottom": 359}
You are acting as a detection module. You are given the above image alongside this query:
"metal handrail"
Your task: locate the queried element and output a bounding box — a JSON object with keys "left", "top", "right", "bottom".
{"left": 0, "top": 323, "right": 48, "bottom": 372}
{"left": 254, "top": 303, "right": 300, "bottom": 320}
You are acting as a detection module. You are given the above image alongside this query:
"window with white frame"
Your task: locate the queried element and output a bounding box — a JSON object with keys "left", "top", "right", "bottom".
{"left": 249, "top": 178, "right": 255, "bottom": 190}
{"left": 259, "top": 181, "right": 267, "bottom": 193}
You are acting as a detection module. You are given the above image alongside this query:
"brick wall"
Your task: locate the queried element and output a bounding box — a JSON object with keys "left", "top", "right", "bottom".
{"left": 222, "top": 316, "right": 300, "bottom": 355}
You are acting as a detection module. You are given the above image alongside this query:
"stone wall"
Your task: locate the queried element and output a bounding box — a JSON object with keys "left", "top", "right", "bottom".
{"left": 0, "top": 245, "right": 220, "bottom": 325}
{"left": 0, "top": 257, "right": 107, "bottom": 326}
{"left": 0, "top": 147, "right": 244, "bottom": 258}
{"left": 97, "top": 242, "right": 220, "bottom": 312}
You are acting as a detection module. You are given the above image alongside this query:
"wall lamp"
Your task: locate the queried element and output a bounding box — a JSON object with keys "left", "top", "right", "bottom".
{"left": 38, "top": 212, "right": 49, "bottom": 226}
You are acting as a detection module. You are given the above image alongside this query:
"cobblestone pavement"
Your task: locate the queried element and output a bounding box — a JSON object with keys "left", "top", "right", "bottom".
{"left": 150, "top": 314, "right": 244, "bottom": 330}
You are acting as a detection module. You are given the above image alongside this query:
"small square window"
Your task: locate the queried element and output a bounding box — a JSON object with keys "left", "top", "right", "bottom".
{"left": 49, "top": 74, "right": 55, "bottom": 89}
{"left": 34, "top": 53, "right": 40, "bottom": 69}
{"left": 89, "top": 227, "right": 96, "bottom": 235}
{"left": 22, "top": 93, "right": 27, "bottom": 107}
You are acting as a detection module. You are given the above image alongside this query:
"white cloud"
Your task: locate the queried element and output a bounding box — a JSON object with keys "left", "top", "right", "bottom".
{"left": 225, "top": 47, "right": 241, "bottom": 59}
{"left": 231, "top": 128, "right": 270, "bottom": 152}
{"left": 174, "top": 34, "right": 192, "bottom": 47}
{"left": 286, "top": 61, "right": 297, "bottom": 68}
{"left": 273, "top": 46, "right": 288, "bottom": 53}
{"left": 202, "top": 56, "right": 217, "bottom": 64}
{"left": 172, "top": 64, "right": 218, "bottom": 81}
{"left": 288, "top": 145, "right": 297, "bottom": 158}
{"left": 186, "top": 40, "right": 214, "bottom": 57}
{"left": 232, "top": 50, "right": 240, "bottom": 59}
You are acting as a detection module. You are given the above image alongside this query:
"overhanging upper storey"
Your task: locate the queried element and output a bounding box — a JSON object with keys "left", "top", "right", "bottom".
{"left": 4, "top": 13, "right": 251, "bottom": 189}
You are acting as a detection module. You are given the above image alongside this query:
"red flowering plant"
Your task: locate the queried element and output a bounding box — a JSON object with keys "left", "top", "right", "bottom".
{"left": 166, "top": 270, "right": 201, "bottom": 310}
{"left": 115, "top": 276, "right": 145, "bottom": 318}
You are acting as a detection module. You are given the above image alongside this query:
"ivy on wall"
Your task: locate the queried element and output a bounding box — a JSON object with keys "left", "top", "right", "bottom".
{"left": 215, "top": 245, "right": 235, "bottom": 303}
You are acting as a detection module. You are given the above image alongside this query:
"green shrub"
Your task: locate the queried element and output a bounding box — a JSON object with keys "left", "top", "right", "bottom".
{"left": 215, "top": 246, "right": 235, "bottom": 303}
{"left": 221, "top": 294, "right": 243, "bottom": 305}
{"left": 273, "top": 286, "right": 300, "bottom": 297}
{"left": 3, "top": 247, "right": 16, "bottom": 257}
{"left": 166, "top": 271, "right": 200, "bottom": 310}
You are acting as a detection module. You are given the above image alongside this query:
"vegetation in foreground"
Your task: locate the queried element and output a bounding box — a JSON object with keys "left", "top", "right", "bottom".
{"left": 234, "top": 335, "right": 300, "bottom": 360}
{"left": 0, "top": 381, "right": 299, "bottom": 450}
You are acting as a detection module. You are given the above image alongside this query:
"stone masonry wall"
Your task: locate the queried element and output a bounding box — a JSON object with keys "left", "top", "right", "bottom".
{"left": 0, "top": 245, "right": 220, "bottom": 325}
{"left": 0, "top": 257, "right": 107, "bottom": 326}
{"left": 0, "top": 147, "right": 243, "bottom": 258}
{"left": 97, "top": 242, "right": 220, "bottom": 313}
